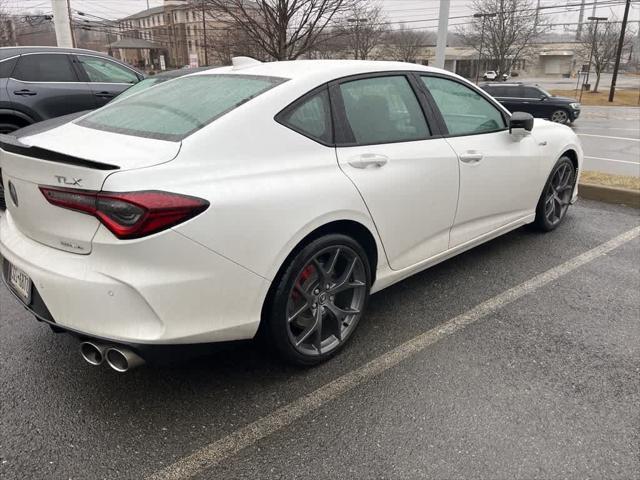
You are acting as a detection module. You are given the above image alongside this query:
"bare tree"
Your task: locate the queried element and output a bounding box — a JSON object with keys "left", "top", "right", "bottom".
{"left": 0, "top": 0, "right": 15, "bottom": 47}
{"left": 308, "top": 28, "right": 351, "bottom": 59}
{"left": 579, "top": 20, "right": 634, "bottom": 92}
{"left": 203, "top": 0, "right": 354, "bottom": 61}
{"left": 384, "top": 26, "right": 433, "bottom": 63}
{"left": 206, "top": 28, "right": 266, "bottom": 65}
{"left": 457, "top": 0, "right": 551, "bottom": 76}
{"left": 334, "top": 2, "right": 387, "bottom": 60}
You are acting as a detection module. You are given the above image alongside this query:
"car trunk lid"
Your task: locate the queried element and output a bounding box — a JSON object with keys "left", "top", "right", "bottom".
{"left": 0, "top": 123, "right": 181, "bottom": 254}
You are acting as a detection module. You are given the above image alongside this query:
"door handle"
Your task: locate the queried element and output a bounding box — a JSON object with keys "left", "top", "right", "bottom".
{"left": 348, "top": 154, "right": 388, "bottom": 169}
{"left": 13, "top": 89, "right": 37, "bottom": 96}
{"left": 459, "top": 152, "right": 483, "bottom": 164}
{"left": 94, "top": 91, "right": 115, "bottom": 98}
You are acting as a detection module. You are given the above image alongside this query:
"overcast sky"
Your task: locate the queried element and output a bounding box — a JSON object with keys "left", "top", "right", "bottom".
{"left": 8, "top": 0, "right": 640, "bottom": 34}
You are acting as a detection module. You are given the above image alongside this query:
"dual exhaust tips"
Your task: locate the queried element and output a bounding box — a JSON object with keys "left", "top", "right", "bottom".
{"left": 80, "top": 341, "right": 145, "bottom": 372}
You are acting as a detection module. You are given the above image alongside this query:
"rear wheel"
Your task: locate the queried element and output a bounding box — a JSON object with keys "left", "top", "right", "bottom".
{"left": 550, "top": 109, "right": 569, "bottom": 124}
{"left": 265, "top": 234, "right": 371, "bottom": 366}
{"left": 534, "top": 156, "right": 576, "bottom": 231}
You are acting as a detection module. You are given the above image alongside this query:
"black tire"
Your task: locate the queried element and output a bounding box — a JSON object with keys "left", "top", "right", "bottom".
{"left": 264, "top": 233, "right": 371, "bottom": 366}
{"left": 534, "top": 156, "right": 576, "bottom": 231}
{"left": 0, "top": 122, "right": 21, "bottom": 134}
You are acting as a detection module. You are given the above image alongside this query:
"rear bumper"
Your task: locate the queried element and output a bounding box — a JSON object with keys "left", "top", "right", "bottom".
{"left": 0, "top": 211, "right": 270, "bottom": 344}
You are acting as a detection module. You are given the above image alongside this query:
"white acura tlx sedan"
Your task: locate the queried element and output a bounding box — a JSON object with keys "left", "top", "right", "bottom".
{"left": 0, "top": 58, "right": 582, "bottom": 371}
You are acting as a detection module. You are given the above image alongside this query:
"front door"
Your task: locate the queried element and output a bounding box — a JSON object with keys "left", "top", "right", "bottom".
{"left": 73, "top": 54, "right": 141, "bottom": 107}
{"left": 332, "top": 74, "right": 459, "bottom": 271}
{"left": 419, "top": 75, "right": 542, "bottom": 248}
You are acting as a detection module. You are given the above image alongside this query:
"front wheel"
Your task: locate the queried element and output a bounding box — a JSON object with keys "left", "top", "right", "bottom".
{"left": 534, "top": 156, "right": 576, "bottom": 231}
{"left": 264, "top": 234, "right": 371, "bottom": 366}
{"left": 550, "top": 109, "right": 569, "bottom": 124}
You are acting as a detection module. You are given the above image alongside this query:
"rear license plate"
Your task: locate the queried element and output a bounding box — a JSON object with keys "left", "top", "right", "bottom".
{"left": 8, "top": 262, "right": 32, "bottom": 305}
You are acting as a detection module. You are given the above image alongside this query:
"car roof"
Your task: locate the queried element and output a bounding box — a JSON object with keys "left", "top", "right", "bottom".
{"left": 190, "top": 59, "right": 438, "bottom": 85}
{"left": 0, "top": 46, "right": 127, "bottom": 61}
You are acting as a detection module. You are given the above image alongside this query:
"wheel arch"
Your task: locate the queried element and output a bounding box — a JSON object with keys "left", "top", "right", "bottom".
{"left": 0, "top": 109, "right": 35, "bottom": 126}
{"left": 258, "top": 218, "right": 381, "bottom": 333}
{"left": 561, "top": 148, "right": 579, "bottom": 172}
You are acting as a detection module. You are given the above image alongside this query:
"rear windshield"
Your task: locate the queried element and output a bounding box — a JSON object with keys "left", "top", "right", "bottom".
{"left": 77, "top": 74, "right": 286, "bottom": 141}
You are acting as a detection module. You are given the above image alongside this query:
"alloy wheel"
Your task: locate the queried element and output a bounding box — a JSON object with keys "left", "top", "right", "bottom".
{"left": 543, "top": 162, "right": 574, "bottom": 226}
{"left": 550, "top": 110, "right": 568, "bottom": 123}
{"left": 286, "top": 245, "right": 367, "bottom": 356}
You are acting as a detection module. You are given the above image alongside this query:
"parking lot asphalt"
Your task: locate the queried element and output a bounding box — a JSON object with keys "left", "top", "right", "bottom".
{"left": 1, "top": 199, "right": 638, "bottom": 480}
{"left": 572, "top": 106, "right": 640, "bottom": 177}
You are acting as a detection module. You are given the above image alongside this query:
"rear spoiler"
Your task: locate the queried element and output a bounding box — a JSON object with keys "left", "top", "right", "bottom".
{"left": 0, "top": 134, "right": 119, "bottom": 171}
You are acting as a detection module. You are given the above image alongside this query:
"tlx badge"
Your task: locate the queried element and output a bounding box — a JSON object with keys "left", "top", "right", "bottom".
{"left": 55, "top": 175, "right": 82, "bottom": 186}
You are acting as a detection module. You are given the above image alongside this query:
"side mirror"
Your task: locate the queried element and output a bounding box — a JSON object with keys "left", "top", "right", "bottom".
{"left": 539, "top": 94, "right": 547, "bottom": 100}
{"left": 509, "top": 112, "right": 534, "bottom": 134}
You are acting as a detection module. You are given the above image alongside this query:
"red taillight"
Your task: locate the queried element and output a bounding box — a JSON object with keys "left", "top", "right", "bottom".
{"left": 39, "top": 187, "right": 209, "bottom": 239}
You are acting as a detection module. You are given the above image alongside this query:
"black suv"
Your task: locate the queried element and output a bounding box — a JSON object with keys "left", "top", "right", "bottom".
{"left": 480, "top": 83, "right": 580, "bottom": 124}
{"left": 0, "top": 46, "right": 143, "bottom": 133}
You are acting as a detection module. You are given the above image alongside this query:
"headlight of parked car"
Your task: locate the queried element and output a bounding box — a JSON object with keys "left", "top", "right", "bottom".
{"left": 569, "top": 103, "right": 581, "bottom": 110}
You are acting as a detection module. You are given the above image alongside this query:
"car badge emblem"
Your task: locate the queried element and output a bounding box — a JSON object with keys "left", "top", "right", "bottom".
{"left": 8, "top": 181, "right": 18, "bottom": 207}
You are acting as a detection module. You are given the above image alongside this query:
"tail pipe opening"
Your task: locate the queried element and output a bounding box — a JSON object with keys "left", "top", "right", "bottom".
{"left": 105, "top": 347, "right": 145, "bottom": 373}
{"left": 80, "top": 341, "right": 107, "bottom": 366}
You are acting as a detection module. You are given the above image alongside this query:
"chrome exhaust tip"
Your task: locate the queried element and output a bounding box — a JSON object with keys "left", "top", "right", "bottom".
{"left": 80, "top": 341, "right": 106, "bottom": 366}
{"left": 105, "top": 347, "right": 145, "bottom": 373}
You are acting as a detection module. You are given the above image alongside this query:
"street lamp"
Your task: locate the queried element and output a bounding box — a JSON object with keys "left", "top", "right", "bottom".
{"left": 580, "top": 15, "right": 607, "bottom": 101}
{"left": 347, "top": 17, "right": 369, "bottom": 60}
{"left": 473, "top": 12, "right": 496, "bottom": 85}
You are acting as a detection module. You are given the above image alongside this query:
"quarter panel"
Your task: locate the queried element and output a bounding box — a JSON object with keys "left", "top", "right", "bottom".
{"left": 102, "top": 112, "right": 384, "bottom": 282}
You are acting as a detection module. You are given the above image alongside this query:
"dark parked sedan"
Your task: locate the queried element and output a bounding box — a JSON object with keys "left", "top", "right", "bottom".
{"left": 480, "top": 83, "right": 581, "bottom": 124}
{"left": 0, "top": 46, "right": 143, "bottom": 133}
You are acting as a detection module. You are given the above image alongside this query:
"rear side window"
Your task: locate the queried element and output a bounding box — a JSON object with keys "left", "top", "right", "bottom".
{"left": 76, "top": 55, "right": 139, "bottom": 84}
{"left": 0, "top": 57, "right": 17, "bottom": 78}
{"left": 13, "top": 54, "right": 78, "bottom": 82}
{"left": 277, "top": 89, "right": 332, "bottom": 144}
{"left": 339, "top": 76, "right": 429, "bottom": 145}
{"left": 77, "top": 74, "right": 286, "bottom": 141}
{"left": 421, "top": 76, "right": 506, "bottom": 136}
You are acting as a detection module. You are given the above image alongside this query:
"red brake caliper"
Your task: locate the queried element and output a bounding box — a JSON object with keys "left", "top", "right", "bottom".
{"left": 292, "top": 264, "right": 315, "bottom": 302}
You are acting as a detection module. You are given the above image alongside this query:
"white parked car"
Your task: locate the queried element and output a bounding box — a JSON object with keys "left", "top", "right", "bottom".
{"left": 483, "top": 70, "right": 498, "bottom": 80}
{"left": 0, "top": 59, "right": 582, "bottom": 371}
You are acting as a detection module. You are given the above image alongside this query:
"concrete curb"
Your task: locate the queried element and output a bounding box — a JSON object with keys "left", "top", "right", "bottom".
{"left": 579, "top": 182, "right": 640, "bottom": 208}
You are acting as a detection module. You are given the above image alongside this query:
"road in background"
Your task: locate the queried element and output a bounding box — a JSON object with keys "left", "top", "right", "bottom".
{"left": 523, "top": 73, "right": 640, "bottom": 92}
{"left": 1, "top": 200, "right": 638, "bottom": 480}
{"left": 572, "top": 106, "right": 640, "bottom": 177}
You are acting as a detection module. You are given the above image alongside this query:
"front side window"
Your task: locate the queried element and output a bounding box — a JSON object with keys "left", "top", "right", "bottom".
{"left": 278, "top": 89, "right": 332, "bottom": 144}
{"left": 421, "top": 76, "right": 506, "bottom": 136}
{"left": 77, "top": 55, "right": 139, "bottom": 83}
{"left": 522, "top": 86, "right": 544, "bottom": 99}
{"left": 77, "top": 74, "right": 286, "bottom": 141}
{"left": 339, "top": 76, "right": 429, "bottom": 145}
{"left": 12, "top": 54, "right": 78, "bottom": 82}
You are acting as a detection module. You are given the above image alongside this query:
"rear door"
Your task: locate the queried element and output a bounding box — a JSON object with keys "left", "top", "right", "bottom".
{"left": 73, "top": 54, "right": 141, "bottom": 107}
{"left": 6, "top": 53, "right": 95, "bottom": 121}
{"left": 332, "top": 73, "right": 459, "bottom": 271}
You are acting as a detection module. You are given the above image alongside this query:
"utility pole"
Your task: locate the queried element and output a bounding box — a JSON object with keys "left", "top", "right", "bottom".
{"left": 580, "top": 16, "right": 607, "bottom": 101}
{"left": 434, "top": 0, "right": 450, "bottom": 69}
{"left": 51, "top": 0, "right": 74, "bottom": 47}
{"left": 474, "top": 13, "right": 496, "bottom": 85}
{"left": 576, "top": 0, "right": 586, "bottom": 40}
{"left": 608, "top": 0, "right": 631, "bottom": 102}
{"left": 201, "top": 0, "right": 208, "bottom": 66}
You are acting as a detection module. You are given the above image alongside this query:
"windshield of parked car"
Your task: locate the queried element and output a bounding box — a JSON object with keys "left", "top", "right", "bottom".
{"left": 76, "top": 74, "right": 286, "bottom": 141}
